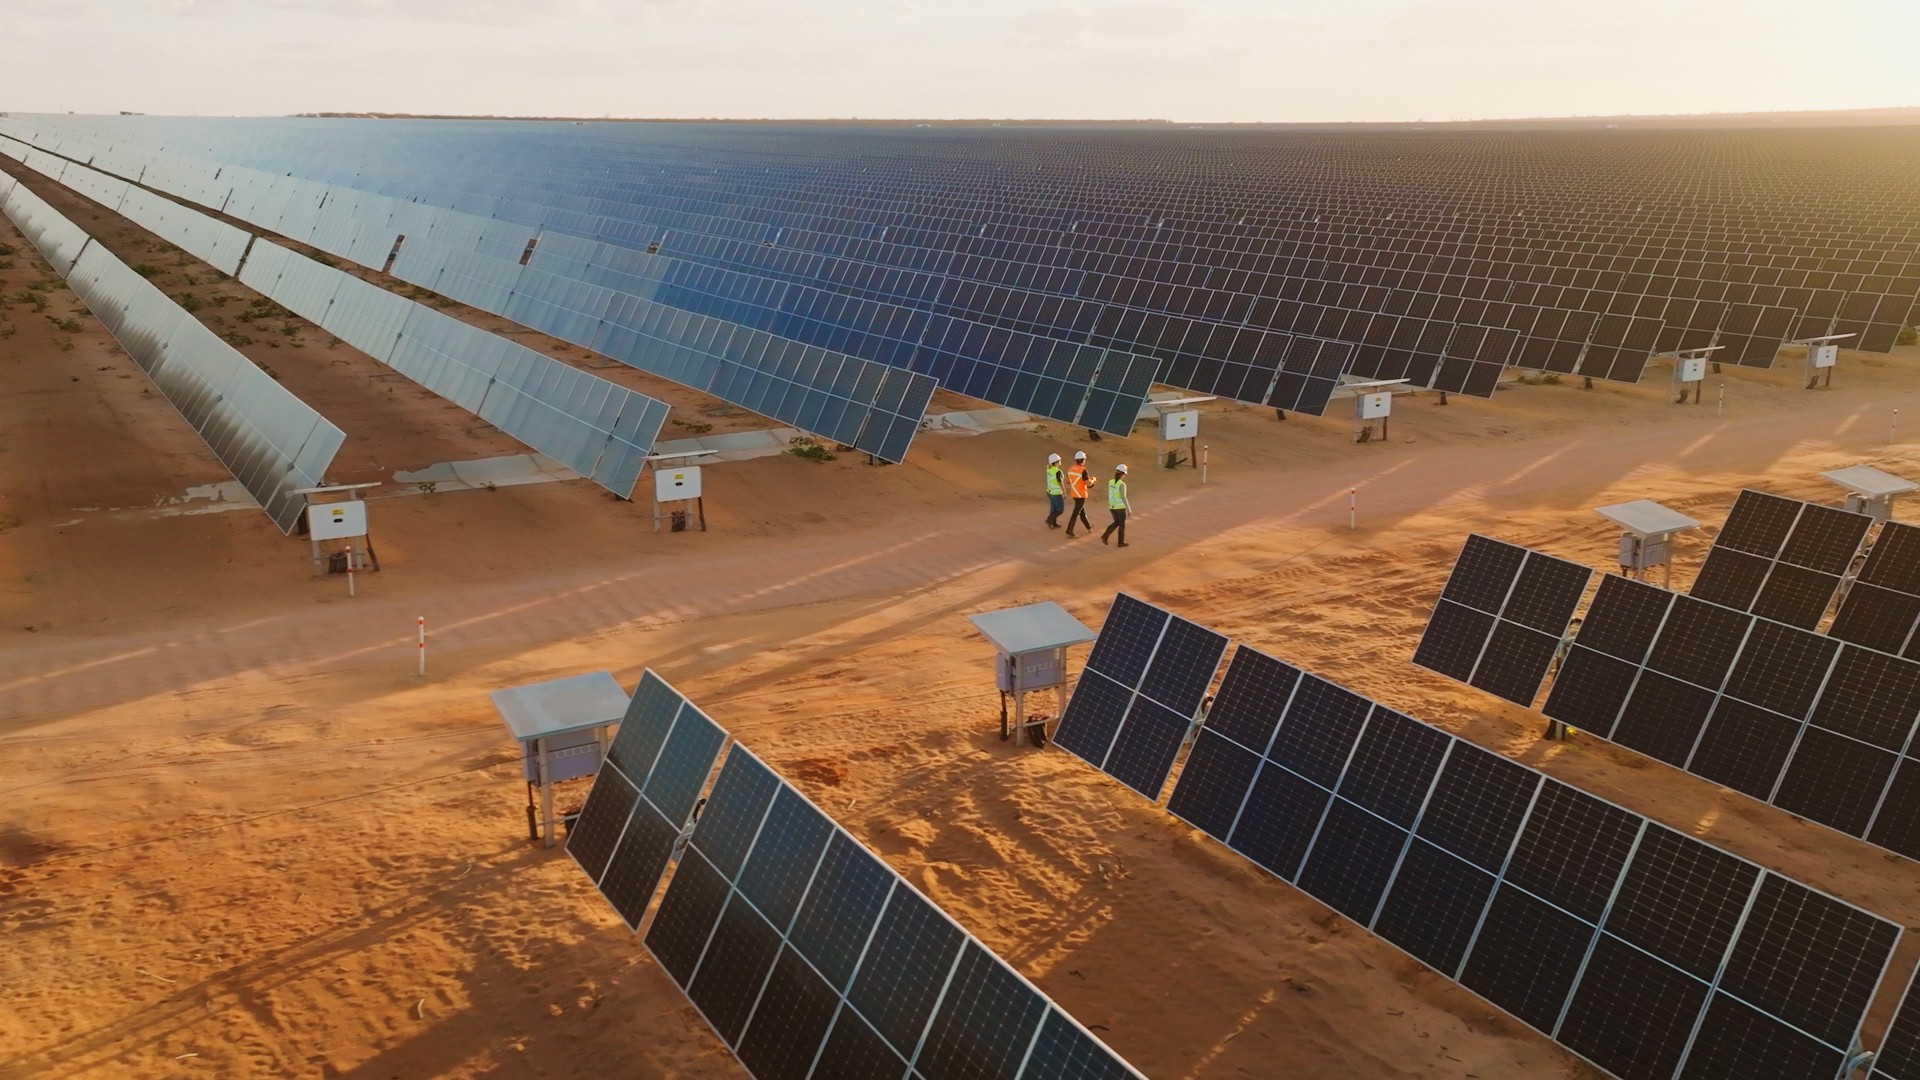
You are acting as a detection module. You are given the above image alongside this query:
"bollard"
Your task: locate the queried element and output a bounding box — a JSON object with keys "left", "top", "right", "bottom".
{"left": 417, "top": 615, "right": 426, "bottom": 676}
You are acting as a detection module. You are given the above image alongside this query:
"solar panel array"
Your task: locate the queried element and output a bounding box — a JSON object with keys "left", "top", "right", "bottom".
{"left": 647, "top": 744, "right": 1144, "bottom": 1080}
{"left": 568, "top": 671, "right": 730, "bottom": 930}
{"left": 2, "top": 122, "right": 958, "bottom": 461}
{"left": 1831, "top": 520, "right": 1920, "bottom": 659}
{"left": 1542, "top": 573, "right": 1920, "bottom": 861}
{"left": 2, "top": 149, "right": 676, "bottom": 497}
{"left": 1164, "top": 643, "right": 1901, "bottom": 1080}
{"left": 1411, "top": 535, "right": 1594, "bottom": 707}
{"left": 564, "top": 674, "right": 1144, "bottom": 1079}
{"left": 1689, "top": 490, "right": 1873, "bottom": 629}
{"left": 0, "top": 166, "right": 344, "bottom": 532}
{"left": 11, "top": 117, "right": 1916, "bottom": 417}
{"left": 1048, "top": 593, "right": 1905, "bottom": 1080}
{"left": 1053, "top": 593, "right": 1229, "bottom": 800}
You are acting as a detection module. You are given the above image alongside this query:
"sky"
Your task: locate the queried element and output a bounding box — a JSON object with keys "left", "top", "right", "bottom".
{"left": 3, "top": 0, "right": 1918, "bottom": 123}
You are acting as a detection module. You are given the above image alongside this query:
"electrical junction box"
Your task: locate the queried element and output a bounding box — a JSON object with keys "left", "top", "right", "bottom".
{"left": 1810, "top": 344, "right": 1839, "bottom": 369}
{"left": 308, "top": 500, "right": 368, "bottom": 542}
{"left": 655, "top": 465, "right": 702, "bottom": 501}
{"left": 996, "top": 647, "right": 1066, "bottom": 692}
{"left": 1619, "top": 533, "right": 1672, "bottom": 571}
{"left": 1678, "top": 356, "right": 1708, "bottom": 382}
{"left": 1358, "top": 392, "right": 1392, "bottom": 420}
{"left": 1159, "top": 409, "right": 1199, "bottom": 440}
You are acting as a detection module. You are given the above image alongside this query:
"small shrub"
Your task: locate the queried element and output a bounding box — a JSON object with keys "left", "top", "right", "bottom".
{"left": 280, "top": 321, "right": 298, "bottom": 336}
{"left": 0, "top": 243, "right": 14, "bottom": 257}
{"left": 14, "top": 291, "right": 48, "bottom": 313}
{"left": 289, "top": 337, "right": 305, "bottom": 348}
{"left": 222, "top": 330, "right": 255, "bottom": 347}
{"left": 673, "top": 419, "right": 714, "bottom": 434}
{"left": 56, "top": 339, "right": 74, "bottom": 353}
{"left": 239, "top": 297, "right": 290, "bottom": 321}
{"left": 417, "top": 480, "right": 438, "bottom": 493}
{"left": 313, "top": 253, "right": 339, "bottom": 268}
{"left": 1515, "top": 372, "right": 1563, "bottom": 386}
{"left": 48, "top": 316, "right": 82, "bottom": 333}
{"left": 177, "top": 294, "right": 205, "bottom": 313}
{"left": 1899, "top": 326, "right": 1918, "bottom": 347}
{"left": 0, "top": 259, "right": 13, "bottom": 271}
{"left": 131, "top": 264, "right": 162, "bottom": 279}
{"left": 786, "top": 437, "right": 836, "bottom": 463}
{"left": 0, "top": 323, "right": 14, "bottom": 339}
{"left": 206, "top": 293, "right": 234, "bottom": 308}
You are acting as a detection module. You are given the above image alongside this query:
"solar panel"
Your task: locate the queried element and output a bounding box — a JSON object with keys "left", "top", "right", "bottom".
{"left": 0, "top": 180, "right": 344, "bottom": 533}
{"left": 1162, "top": 642, "right": 1903, "bottom": 1080}
{"left": 1873, "top": 961, "right": 1920, "bottom": 1080}
{"left": 1412, "top": 535, "right": 1594, "bottom": 707}
{"left": 566, "top": 669, "right": 730, "bottom": 930}
{"left": 1054, "top": 594, "right": 1228, "bottom": 800}
{"left": 1832, "top": 521, "right": 1920, "bottom": 657}
{"left": 643, "top": 745, "right": 1144, "bottom": 1080}
{"left": 1690, "top": 490, "right": 1872, "bottom": 629}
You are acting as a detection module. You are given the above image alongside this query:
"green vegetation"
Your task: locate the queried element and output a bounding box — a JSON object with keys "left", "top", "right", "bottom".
{"left": 1515, "top": 372, "right": 1563, "bottom": 386}
{"left": 130, "top": 264, "right": 162, "bottom": 279}
{"left": 239, "top": 297, "right": 290, "bottom": 322}
{"left": 786, "top": 436, "right": 836, "bottom": 463}
{"left": 1899, "top": 326, "right": 1917, "bottom": 347}
{"left": 48, "top": 316, "right": 82, "bottom": 334}
{"left": 177, "top": 294, "right": 205, "bottom": 313}
{"left": 222, "top": 329, "right": 256, "bottom": 347}
{"left": 672, "top": 419, "right": 714, "bottom": 434}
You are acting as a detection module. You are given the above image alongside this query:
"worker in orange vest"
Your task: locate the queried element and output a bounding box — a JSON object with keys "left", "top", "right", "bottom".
{"left": 1064, "top": 450, "right": 1096, "bottom": 537}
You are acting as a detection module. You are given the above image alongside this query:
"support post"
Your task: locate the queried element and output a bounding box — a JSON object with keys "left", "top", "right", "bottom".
{"left": 346, "top": 544, "right": 356, "bottom": 598}
{"left": 1348, "top": 488, "right": 1356, "bottom": 531}
{"left": 1201, "top": 444, "right": 1209, "bottom": 485}
{"left": 537, "top": 735, "right": 555, "bottom": 848}
{"left": 417, "top": 615, "right": 426, "bottom": 676}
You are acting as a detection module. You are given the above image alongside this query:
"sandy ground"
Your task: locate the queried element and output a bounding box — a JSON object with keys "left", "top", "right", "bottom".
{"left": 4, "top": 160, "right": 1920, "bottom": 1079}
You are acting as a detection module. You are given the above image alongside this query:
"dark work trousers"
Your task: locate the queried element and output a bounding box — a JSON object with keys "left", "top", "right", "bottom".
{"left": 1047, "top": 493, "right": 1064, "bottom": 528}
{"left": 1102, "top": 508, "right": 1127, "bottom": 545}
{"left": 1066, "top": 498, "right": 1092, "bottom": 534}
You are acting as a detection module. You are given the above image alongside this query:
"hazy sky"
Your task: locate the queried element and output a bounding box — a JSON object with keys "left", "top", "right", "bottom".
{"left": 4, "top": 0, "right": 1917, "bottom": 122}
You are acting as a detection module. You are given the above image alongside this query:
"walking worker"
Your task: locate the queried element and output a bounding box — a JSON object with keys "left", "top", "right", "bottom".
{"left": 1064, "top": 450, "right": 1095, "bottom": 536}
{"left": 1102, "top": 463, "right": 1131, "bottom": 547}
{"left": 1045, "top": 453, "right": 1065, "bottom": 529}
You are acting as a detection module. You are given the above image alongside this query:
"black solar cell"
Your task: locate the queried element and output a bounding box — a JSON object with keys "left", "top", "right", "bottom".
{"left": 1295, "top": 797, "right": 1410, "bottom": 924}
{"left": 1165, "top": 730, "right": 1262, "bottom": 841}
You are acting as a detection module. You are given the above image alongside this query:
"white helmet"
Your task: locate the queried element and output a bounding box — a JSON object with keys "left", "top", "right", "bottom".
{"left": 1047, "top": 453, "right": 1061, "bottom": 464}
{"left": 1074, "top": 450, "right": 1087, "bottom": 461}
{"left": 1115, "top": 463, "right": 1129, "bottom": 475}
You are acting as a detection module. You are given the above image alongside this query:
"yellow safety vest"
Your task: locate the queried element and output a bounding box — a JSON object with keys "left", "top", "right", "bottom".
{"left": 1108, "top": 478, "right": 1128, "bottom": 509}
{"left": 1046, "top": 465, "right": 1064, "bottom": 495}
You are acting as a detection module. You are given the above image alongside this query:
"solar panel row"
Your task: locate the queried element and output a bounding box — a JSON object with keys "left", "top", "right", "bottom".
{"left": 1053, "top": 592, "right": 1904, "bottom": 1080}
{"left": 0, "top": 124, "right": 940, "bottom": 462}
{"left": 4, "top": 154, "right": 678, "bottom": 496}
{"left": 0, "top": 168, "right": 344, "bottom": 532}
{"left": 564, "top": 674, "right": 1145, "bottom": 1079}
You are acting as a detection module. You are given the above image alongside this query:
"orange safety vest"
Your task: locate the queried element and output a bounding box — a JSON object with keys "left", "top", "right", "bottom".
{"left": 1066, "top": 463, "right": 1091, "bottom": 499}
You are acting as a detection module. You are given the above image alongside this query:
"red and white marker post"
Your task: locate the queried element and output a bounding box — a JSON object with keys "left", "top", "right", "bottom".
{"left": 346, "top": 544, "right": 356, "bottom": 597}
{"left": 417, "top": 615, "right": 426, "bottom": 676}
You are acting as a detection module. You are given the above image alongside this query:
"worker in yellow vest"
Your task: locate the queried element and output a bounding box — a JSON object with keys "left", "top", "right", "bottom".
{"left": 1064, "top": 450, "right": 1095, "bottom": 537}
{"left": 1045, "top": 453, "right": 1065, "bottom": 529}
{"left": 1101, "top": 464, "right": 1131, "bottom": 547}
